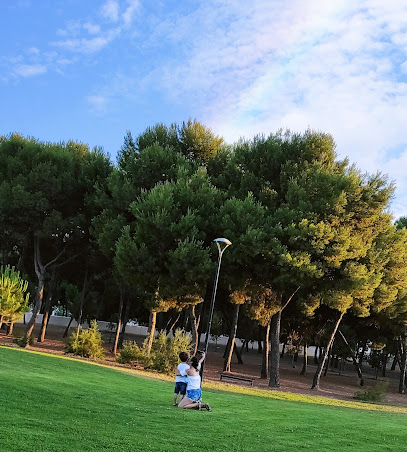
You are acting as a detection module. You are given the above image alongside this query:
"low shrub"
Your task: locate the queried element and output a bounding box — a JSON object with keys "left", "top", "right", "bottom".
{"left": 354, "top": 382, "right": 389, "bottom": 403}
{"left": 151, "top": 329, "right": 192, "bottom": 373}
{"left": 117, "top": 328, "right": 192, "bottom": 374}
{"left": 65, "top": 320, "right": 105, "bottom": 360}
{"left": 14, "top": 333, "right": 34, "bottom": 347}
{"left": 117, "top": 340, "right": 153, "bottom": 368}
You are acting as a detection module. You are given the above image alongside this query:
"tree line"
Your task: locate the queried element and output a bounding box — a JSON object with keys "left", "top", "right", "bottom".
{"left": 0, "top": 122, "right": 406, "bottom": 393}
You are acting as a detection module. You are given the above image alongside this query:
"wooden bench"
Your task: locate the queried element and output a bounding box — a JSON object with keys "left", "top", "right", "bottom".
{"left": 220, "top": 372, "right": 254, "bottom": 386}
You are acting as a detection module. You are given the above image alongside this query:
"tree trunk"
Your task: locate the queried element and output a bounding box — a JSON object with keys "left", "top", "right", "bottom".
{"left": 337, "top": 329, "right": 364, "bottom": 386}
{"left": 324, "top": 344, "right": 334, "bottom": 377}
{"left": 63, "top": 316, "right": 74, "bottom": 338}
{"left": 399, "top": 329, "right": 407, "bottom": 394}
{"left": 300, "top": 344, "right": 308, "bottom": 375}
{"left": 118, "top": 299, "right": 131, "bottom": 348}
{"left": 311, "top": 312, "right": 345, "bottom": 390}
{"left": 399, "top": 351, "right": 406, "bottom": 394}
{"left": 112, "top": 285, "right": 124, "bottom": 355}
{"left": 8, "top": 322, "right": 14, "bottom": 336}
{"left": 313, "top": 345, "right": 319, "bottom": 364}
{"left": 224, "top": 336, "right": 243, "bottom": 363}
{"left": 182, "top": 311, "right": 189, "bottom": 330}
{"left": 75, "top": 264, "right": 89, "bottom": 338}
{"left": 37, "top": 302, "right": 53, "bottom": 343}
{"left": 280, "top": 341, "right": 286, "bottom": 358}
{"left": 261, "top": 320, "right": 271, "bottom": 379}
{"left": 358, "top": 341, "right": 367, "bottom": 365}
{"left": 223, "top": 304, "right": 240, "bottom": 372}
{"left": 167, "top": 312, "right": 181, "bottom": 335}
{"left": 223, "top": 334, "right": 232, "bottom": 358}
{"left": 382, "top": 352, "right": 388, "bottom": 378}
{"left": 189, "top": 305, "right": 199, "bottom": 356}
{"left": 27, "top": 236, "right": 77, "bottom": 343}
{"left": 25, "top": 238, "right": 48, "bottom": 343}
{"left": 257, "top": 325, "right": 263, "bottom": 354}
{"left": 25, "top": 274, "right": 45, "bottom": 343}
{"left": 234, "top": 339, "right": 244, "bottom": 363}
{"left": 269, "top": 310, "right": 282, "bottom": 387}
{"left": 391, "top": 352, "right": 399, "bottom": 371}
{"left": 146, "top": 310, "right": 157, "bottom": 355}
{"left": 38, "top": 269, "right": 58, "bottom": 342}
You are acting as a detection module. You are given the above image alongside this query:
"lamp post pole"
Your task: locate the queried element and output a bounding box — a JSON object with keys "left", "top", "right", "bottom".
{"left": 200, "top": 238, "right": 231, "bottom": 381}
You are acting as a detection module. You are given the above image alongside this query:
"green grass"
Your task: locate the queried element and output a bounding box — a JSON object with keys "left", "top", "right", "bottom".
{"left": 1, "top": 347, "right": 406, "bottom": 452}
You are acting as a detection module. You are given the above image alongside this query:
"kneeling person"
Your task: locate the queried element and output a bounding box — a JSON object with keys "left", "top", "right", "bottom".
{"left": 178, "top": 352, "right": 211, "bottom": 411}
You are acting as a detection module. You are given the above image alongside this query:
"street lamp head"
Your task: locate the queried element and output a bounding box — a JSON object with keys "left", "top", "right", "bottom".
{"left": 214, "top": 237, "right": 232, "bottom": 256}
{"left": 214, "top": 238, "right": 232, "bottom": 246}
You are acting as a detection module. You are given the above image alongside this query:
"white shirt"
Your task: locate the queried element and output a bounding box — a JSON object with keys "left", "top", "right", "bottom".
{"left": 186, "top": 374, "right": 201, "bottom": 390}
{"left": 176, "top": 363, "right": 189, "bottom": 383}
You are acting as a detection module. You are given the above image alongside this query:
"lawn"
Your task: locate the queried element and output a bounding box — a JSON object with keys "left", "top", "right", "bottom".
{"left": 0, "top": 346, "right": 406, "bottom": 452}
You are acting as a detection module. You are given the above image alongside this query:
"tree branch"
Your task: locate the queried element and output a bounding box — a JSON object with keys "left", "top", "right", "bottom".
{"left": 281, "top": 286, "right": 301, "bottom": 312}
{"left": 43, "top": 244, "right": 70, "bottom": 270}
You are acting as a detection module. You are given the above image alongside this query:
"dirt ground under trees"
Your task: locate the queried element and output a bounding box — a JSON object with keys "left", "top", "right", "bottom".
{"left": 1, "top": 324, "right": 406, "bottom": 408}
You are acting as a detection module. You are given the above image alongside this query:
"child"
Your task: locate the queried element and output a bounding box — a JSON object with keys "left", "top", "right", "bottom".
{"left": 173, "top": 351, "right": 189, "bottom": 406}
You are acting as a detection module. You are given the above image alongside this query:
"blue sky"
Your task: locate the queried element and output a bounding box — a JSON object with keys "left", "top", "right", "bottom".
{"left": 1, "top": 0, "right": 407, "bottom": 219}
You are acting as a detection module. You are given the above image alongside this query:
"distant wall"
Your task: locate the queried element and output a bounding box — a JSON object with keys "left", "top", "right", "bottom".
{"left": 20, "top": 312, "right": 304, "bottom": 353}
{"left": 20, "top": 312, "right": 149, "bottom": 336}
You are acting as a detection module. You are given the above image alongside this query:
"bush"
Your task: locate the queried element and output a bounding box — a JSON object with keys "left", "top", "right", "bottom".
{"left": 150, "top": 329, "right": 192, "bottom": 373}
{"left": 117, "top": 328, "right": 192, "bottom": 374}
{"left": 65, "top": 320, "right": 105, "bottom": 360}
{"left": 117, "top": 340, "right": 153, "bottom": 368}
{"left": 354, "top": 382, "right": 389, "bottom": 403}
{"left": 14, "top": 333, "right": 34, "bottom": 347}
{"left": 0, "top": 265, "right": 30, "bottom": 327}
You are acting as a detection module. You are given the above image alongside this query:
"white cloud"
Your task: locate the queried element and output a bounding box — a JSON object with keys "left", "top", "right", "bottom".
{"left": 14, "top": 64, "right": 47, "bottom": 77}
{"left": 138, "top": 0, "right": 407, "bottom": 216}
{"left": 52, "top": 28, "right": 120, "bottom": 53}
{"left": 122, "top": 0, "right": 139, "bottom": 27}
{"left": 382, "top": 148, "right": 407, "bottom": 219}
{"left": 87, "top": 95, "right": 109, "bottom": 113}
{"left": 101, "top": 0, "right": 119, "bottom": 22}
{"left": 83, "top": 22, "right": 101, "bottom": 35}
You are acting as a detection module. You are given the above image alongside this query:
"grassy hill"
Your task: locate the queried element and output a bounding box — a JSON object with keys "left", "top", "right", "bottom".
{"left": 0, "top": 346, "right": 406, "bottom": 451}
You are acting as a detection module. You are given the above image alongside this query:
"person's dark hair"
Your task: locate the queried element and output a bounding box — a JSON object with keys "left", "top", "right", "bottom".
{"left": 179, "top": 351, "right": 189, "bottom": 362}
{"left": 190, "top": 356, "right": 199, "bottom": 370}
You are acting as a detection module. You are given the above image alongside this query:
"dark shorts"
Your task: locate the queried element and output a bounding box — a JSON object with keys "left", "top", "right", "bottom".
{"left": 174, "top": 382, "right": 187, "bottom": 395}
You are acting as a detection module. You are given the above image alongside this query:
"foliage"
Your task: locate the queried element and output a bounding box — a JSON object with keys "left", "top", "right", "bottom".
{"left": 117, "top": 329, "right": 192, "bottom": 374}
{"left": 116, "top": 340, "right": 153, "bottom": 368}
{"left": 354, "top": 382, "right": 389, "bottom": 403}
{"left": 115, "top": 169, "right": 217, "bottom": 312}
{"left": 210, "top": 311, "right": 224, "bottom": 343}
{"left": 0, "top": 134, "right": 113, "bottom": 341}
{"left": 65, "top": 320, "right": 105, "bottom": 360}
{"left": 150, "top": 329, "right": 192, "bottom": 374}
{"left": 0, "top": 265, "right": 30, "bottom": 326}
{"left": 367, "top": 347, "right": 388, "bottom": 372}
{"left": 285, "top": 331, "right": 302, "bottom": 356}
{"left": 13, "top": 333, "right": 34, "bottom": 347}
{"left": 2, "top": 125, "right": 407, "bottom": 391}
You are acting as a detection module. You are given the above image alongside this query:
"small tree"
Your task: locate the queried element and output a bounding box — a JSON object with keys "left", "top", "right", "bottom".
{"left": 65, "top": 320, "right": 105, "bottom": 360}
{"left": 0, "top": 265, "right": 30, "bottom": 334}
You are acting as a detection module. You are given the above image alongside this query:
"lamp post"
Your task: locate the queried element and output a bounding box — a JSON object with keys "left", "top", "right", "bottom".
{"left": 200, "top": 238, "right": 231, "bottom": 380}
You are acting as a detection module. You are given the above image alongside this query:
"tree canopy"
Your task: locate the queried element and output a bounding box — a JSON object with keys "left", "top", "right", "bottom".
{"left": 1, "top": 123, "right": 406, "bottom": 393}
